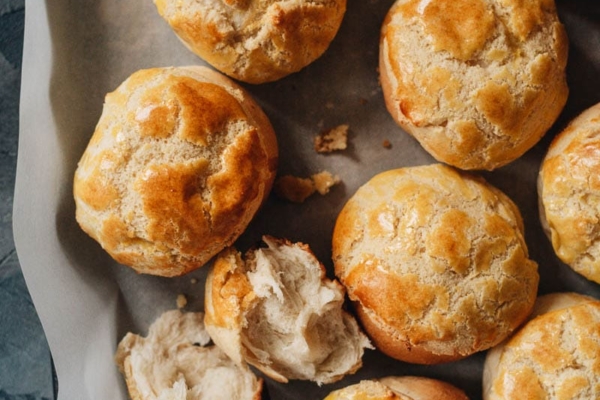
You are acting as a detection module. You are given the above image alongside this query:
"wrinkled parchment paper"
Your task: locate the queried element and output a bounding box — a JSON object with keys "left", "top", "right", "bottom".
{"left": 14, "top": 0, "right": 600, "bottom": 399}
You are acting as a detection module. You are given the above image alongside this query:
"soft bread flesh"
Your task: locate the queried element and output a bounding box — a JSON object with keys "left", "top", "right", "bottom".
{"left": 115, "top": 310, "right": 262, "bottom": 400}
{"left": 205, "top": 236, "right": 372, "bottom": 384}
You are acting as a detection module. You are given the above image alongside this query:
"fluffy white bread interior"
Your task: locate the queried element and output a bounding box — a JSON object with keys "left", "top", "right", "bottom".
{"left": 115, "top": 310, "right": 262, "bottom": 400}
{"left": 204, "top": 236, "right": 372, "bottom": 384}
{"left": 483, "top": 292, "right": 600, "bottom": 399}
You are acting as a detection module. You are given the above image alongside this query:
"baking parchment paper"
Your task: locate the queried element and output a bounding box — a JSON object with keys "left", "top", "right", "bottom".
{"left": 13, "top": 0, "right": 600, "bottom": 399}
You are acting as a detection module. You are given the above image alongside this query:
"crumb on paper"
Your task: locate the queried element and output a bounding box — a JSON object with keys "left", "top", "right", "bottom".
{"left": 383, "top": 139, "right": 392, "bottom": 149}
{"left": 190, "top": 278, "right": 198, "bottom": 284}
{"left": 274, "top": 171, "right": 341, "bottom": 203}
{"left": 274, "top": 175, "right": 315, "bottom": 203}
{"left": 312, "top": 171, "right": 340, "bottom": 195}
{"left": 314, "top": 124, "right": 349, "bottom": 153}
{"left": 176, "top": 294, "right": 188, "bottom": 309}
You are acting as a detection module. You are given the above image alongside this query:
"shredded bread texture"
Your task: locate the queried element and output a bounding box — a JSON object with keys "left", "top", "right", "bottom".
{"left": 115, "top": 310, "right": 262, "bottom": 400}
{"left": 204, "top": 236, "right": 371, "bottom": 385}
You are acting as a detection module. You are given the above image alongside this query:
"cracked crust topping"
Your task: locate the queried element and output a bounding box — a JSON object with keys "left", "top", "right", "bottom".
{"left": 332, "top": 164, "right": 539, "bottom": 364}
{"left": 154, "top": 0, "right": 347, "bottom": 84}
{"left": 538, "top": 102, "right": 600, "bottom": 284}
{"left": 324, "top": 376, "right": 469, "bottom": 400}
{"left": 73, "top": 66, "right": 278, "bottom": 276}
{"left": 484, "top": 293, "right": 600, "bottom": 400}
{"left": 379, "top": 0, "right": 568, "bottom": 170}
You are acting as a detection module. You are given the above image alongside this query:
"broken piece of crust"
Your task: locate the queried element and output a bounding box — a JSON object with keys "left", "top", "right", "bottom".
{"left": 274, "top": 171, "right": 340, "bottom": 203}
{"left": 314, "top": 124, "right": 349, "bottom": 153}
{"left": 204, "top": 236, "right": 372, "bottom": 385}
{"left": 115, "top": 310, "right": 262, "bottom": 400}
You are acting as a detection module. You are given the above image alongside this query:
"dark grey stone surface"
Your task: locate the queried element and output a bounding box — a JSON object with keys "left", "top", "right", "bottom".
{"left": 0, "top": 1, "right": 55, "bottom": 398}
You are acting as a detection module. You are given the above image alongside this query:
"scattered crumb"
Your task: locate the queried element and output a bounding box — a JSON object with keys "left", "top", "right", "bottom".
{"left": 383, "top": 139, "right": 392, "bottom": 149}
{"left": 274, "top": 175, "right": 315, "bottom": 203}
{"left": 314, "top": 124, "right": 349, "bottom": 153}
{"left": 359, "top": 98, "right": 368, "bottom": 105}
{"left": 274, "top": 171, "right": 341, "bottom": 203}
{"left": 325, "top": 102, "right": 335, "bottom": 109}
{"left": 190, "top": 278, "right": 198, "bottom": 284}
{"left": 176, "top": 294, "right": 188, "bottom": 309}
{"left": 312, "top": 171, "right": 340, "bottom": 195}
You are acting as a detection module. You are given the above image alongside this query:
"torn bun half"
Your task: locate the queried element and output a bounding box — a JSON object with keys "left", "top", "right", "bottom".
{"left": 204, "top": 236, "right": 372, "bottom": 385}
{"left": 115, "top": 310, "right": 263, "bottom": 400}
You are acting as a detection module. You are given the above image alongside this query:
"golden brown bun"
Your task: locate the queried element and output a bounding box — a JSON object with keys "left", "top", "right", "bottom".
{"left": 154, "top": 0, "right": 347, "bottom": 84}
{"left": 538, "top": 102, "right": 600, "bottom": 284}
{"left": 379, "top": 0, "right": 568, "bottom": 170}
{"left": 204, "top": 236, "right": 371, "bottom": 384}
{"left": 323, "top": 376, "right": 468, "bottom": 400}
{"left": 73, "top": 66, "right": 278, "bottom": 277}
{"left": 483, "top": 293, "right": 600, "bottom": 400}
{"left": 332, "top": 164, "right": 539, "bottom": 364}
{"left": 115, "top": 310, "right": 263, "bottom": 400}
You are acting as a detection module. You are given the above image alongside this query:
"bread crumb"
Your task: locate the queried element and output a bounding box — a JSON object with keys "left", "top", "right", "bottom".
{"left": 383, "top": 139, "right": 392, "bottom": 149}
{"left": 274, "top": 175, "right": 315, "bottom": 203}
{"left": 190, "top": 278, "right": 198, "bottom": 285}
{"left": 176, "top": 294, "right": 188, "bottom": 309}
{"left": 312, "top": 171, "right": 340, "bottom": 195}
{"left": 359, "top": 98, "right": 368, "bottom": 105}
{"left": 314, "top": 124, "right": 349, "bottom": 153}
{"left": 274, "top": 171, "right": 341, "bottom": 203}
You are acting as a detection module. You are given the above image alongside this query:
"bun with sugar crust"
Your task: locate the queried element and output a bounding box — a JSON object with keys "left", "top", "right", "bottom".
{"left": 538, "top": 102, "right": 600, "bottom": 284}
{"left": 332, "top": 164, "right": 539, "bottom": 364}
{"left": 483, "top": 292, "right": 600, "bottom": 399}
{"left": 379, "top": 0, "right": 568, "bottom": 170}
{"left": 323, "top": 376, "right": 469, "bottom": 400}
{"left": 154, "top": 0, "right": 347, "bottom": 84}
{"left": 73, "top": 66, "right": 278, "bottom": 277}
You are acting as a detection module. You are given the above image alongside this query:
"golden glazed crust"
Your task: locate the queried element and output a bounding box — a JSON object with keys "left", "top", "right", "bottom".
{"left": 483, "top": 293, "right": 600, "bottom": 400}
{"left": 323, "top": 376, "right": 469, "bottom": 400}
{"left": 332, "top": 164, "right": 538, "bottom": 364}
{"left": 379, "top": 0, "right": 568, "bottom": 170}
{"left": 323, "top": 380, "right": 401, "bottom": 400}
{"left": 154, "top": 0, "right": 347, "bottom": 84}
{"left": 73, "top": 66, "right": 278, "bottom": 277}
{"left": 538, "top": 102, "right": 600, "bottom": 284}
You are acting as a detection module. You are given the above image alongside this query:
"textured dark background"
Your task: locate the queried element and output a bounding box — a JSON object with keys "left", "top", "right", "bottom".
{"left": 0, "top": 1, "right": 55, "bottom": 398}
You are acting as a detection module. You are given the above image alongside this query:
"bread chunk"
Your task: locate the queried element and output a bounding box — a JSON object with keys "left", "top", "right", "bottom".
{"left": 314, "top": 124, "right": 349, "bottom": 153}
{"left": 274, "top": 171, "right": 340, "bottom": 203}
{"left": 204, "top": 236, "right": 371, "bottom": 384}
{"left": 115, "top": 310, "right": 262, "bottom": 400}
